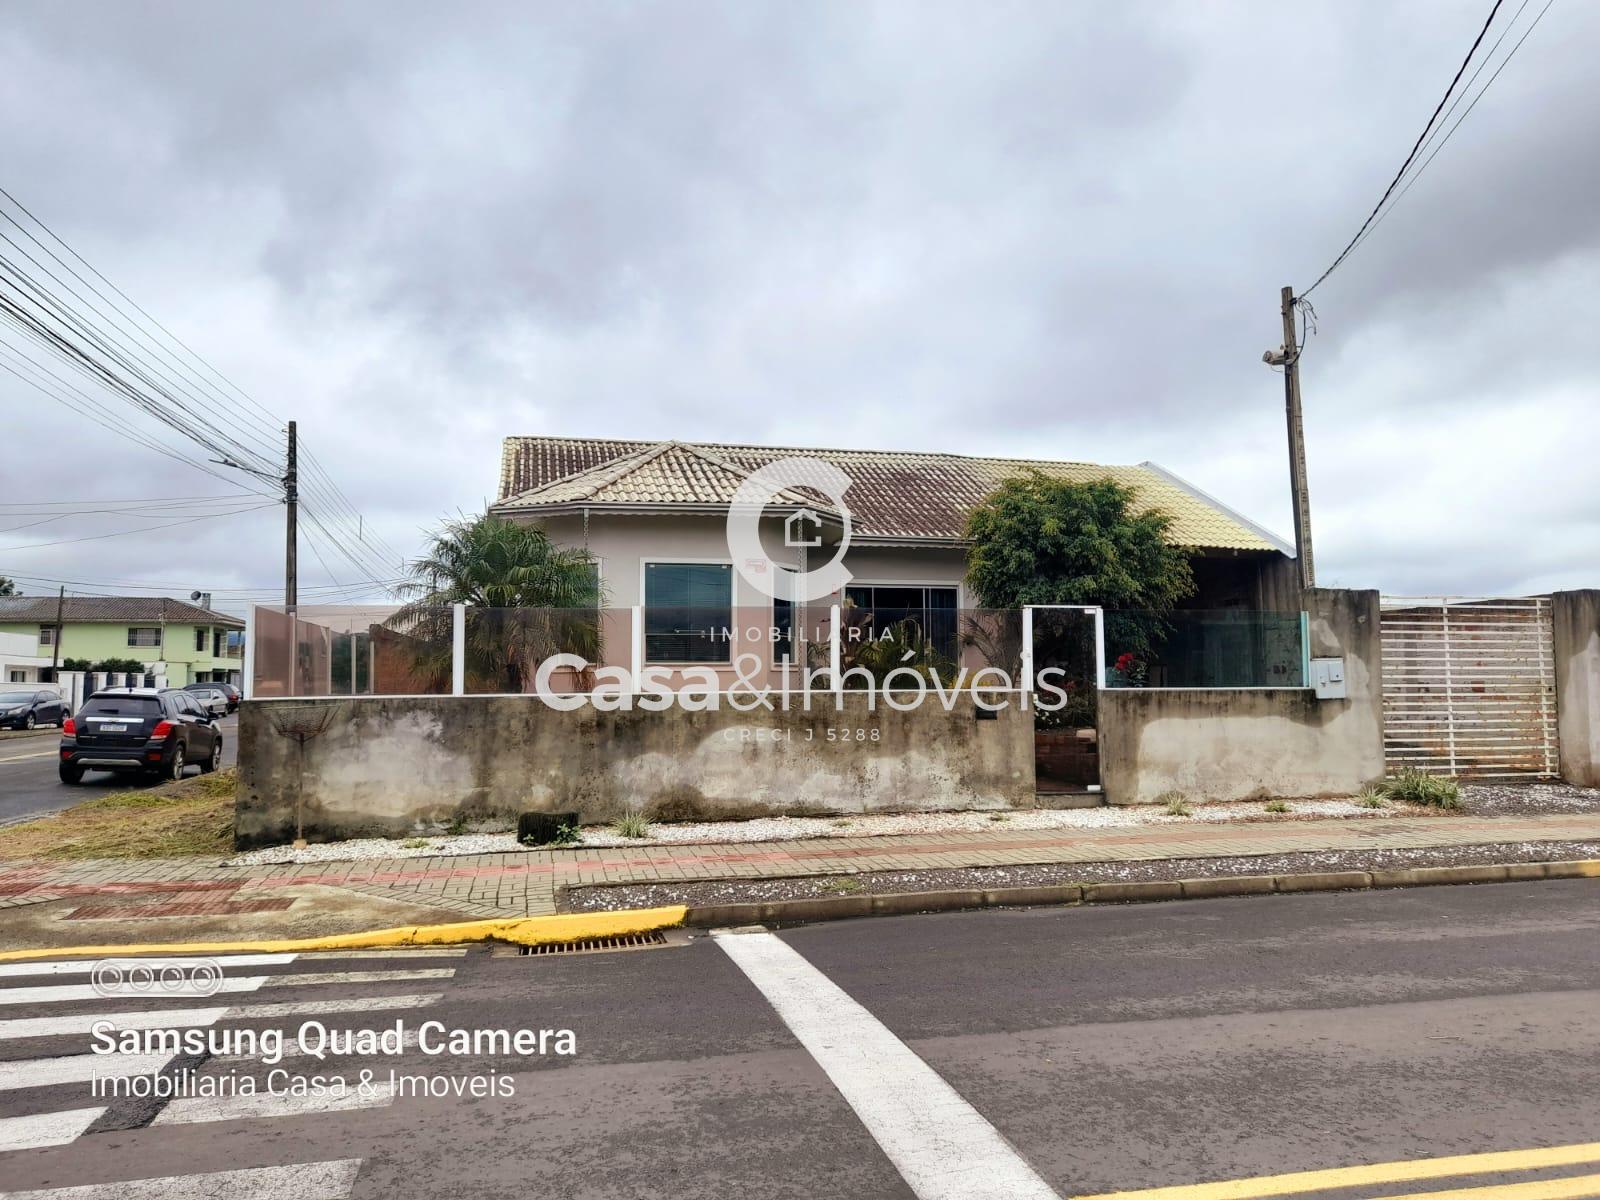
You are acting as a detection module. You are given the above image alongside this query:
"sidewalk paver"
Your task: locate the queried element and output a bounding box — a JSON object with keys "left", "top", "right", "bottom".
{"left": 2, "top": 813, "right": 1598, "bottom": 928}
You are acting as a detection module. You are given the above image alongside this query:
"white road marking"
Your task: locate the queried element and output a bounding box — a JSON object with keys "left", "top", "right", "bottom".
{"left": 298, "top": 948, "right": 470, "bottom": 959}
{"left": 0, "top": 992, "right": 444, "bottom": 1040}
{"left": 0, "top": 748, "right": 57, "bottom": 763}
{"left": 0, "top": 954, "right": 298, "bottom": 980}
{"left": 153, "top": 1079, "right": 397, "bottom": 1125}
{"left": 0, "top": 967, "right": 452, "bottom": 1008}
{"left": 0, "top": 977, "right": 267, "bottom": 1007}
{"left": 0, "top": 1052, "right": 174, "bottom": 1091}
{"left": 0, "top": 1157, "right": 364, "bottom": 1199}
{"left": 258, "top": 968, "right": 455, "bottom": 988}
{"left": 0, "top": 1106, "right": 104, "bottom": 1152}
{"left": 713, "top": 929, "right": 1059, "bottom": 1200}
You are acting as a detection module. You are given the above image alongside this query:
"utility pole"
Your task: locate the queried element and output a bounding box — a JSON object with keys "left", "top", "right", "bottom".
{"left": 1278, "top": 286, "right": 1316, "bottom": 590}
{"left": 284, "top": 420, "right": 299, "bottom": 608}
{"left": 48, "top": 585, "right": 64, "bottom": 680}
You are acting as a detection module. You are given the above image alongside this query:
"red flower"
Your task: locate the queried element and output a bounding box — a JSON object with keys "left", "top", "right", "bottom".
{"left": 1114, "top": 652, "right": 1136, "bottom": 672}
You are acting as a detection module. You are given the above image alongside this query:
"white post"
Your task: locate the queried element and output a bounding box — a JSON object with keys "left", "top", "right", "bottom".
{"left": 829, "top": 603, "right": 841, "bottom": 692}
{"left": 242, "top": 607, "right": 255, "bottom": 701}
{"left": 451, "top": 603, "right": 466, "bottom": 697}
{"left": 1021, "top": 606, "right": 1035, "bottom": 698}
{"left": 1093, "top": 606, "right": 1107, "bottom": 690}
{"left": 630, "top": 605, "right": 643, "bottom": 683}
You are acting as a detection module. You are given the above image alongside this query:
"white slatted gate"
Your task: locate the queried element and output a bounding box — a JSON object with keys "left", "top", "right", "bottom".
{"left": 1380, "top": 597, "right": 1559, "bottom": 778}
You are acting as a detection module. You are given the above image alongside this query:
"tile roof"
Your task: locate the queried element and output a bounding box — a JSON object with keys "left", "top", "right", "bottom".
{"left": 0, "top": 596, "right": 244, "bottom": 627}
{"left": 495, "top": 437, "right": 1291, "bottom": 554}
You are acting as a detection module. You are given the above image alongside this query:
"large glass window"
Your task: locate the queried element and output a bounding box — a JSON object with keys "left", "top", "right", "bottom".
{"left": 645, "top": 562, "right": 732, "bottom": 664}
{"left": 127, "top": 627, "right": 162, "bottom": 648}
{"left": 844, "top": 584, "right": 959, "bottom": 661}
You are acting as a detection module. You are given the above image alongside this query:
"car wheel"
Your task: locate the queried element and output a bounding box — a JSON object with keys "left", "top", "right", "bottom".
{"left": 200, "top": 739, "right": 222, "bottom": 774}
{"left": 166, "top": 746, "right": 186, "bottom": 782}
{"left": 58, "top": 763, "right": 83, "bottom": 784}
{"left": 23, "top": 712, "right": 35, "bottom": 731}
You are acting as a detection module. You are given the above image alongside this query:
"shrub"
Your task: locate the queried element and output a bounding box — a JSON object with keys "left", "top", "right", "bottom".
{"left": 1380, "top": 769, "right": 1461, "bottom": 809}
{"left": 1356, "top": 787, "right": 1386, "bottom": 809}
{"left": 1158, "top": 792, "right": 1191, "bottom": 817}
{"left": 613, "top": 811, "right": 652, "bottom": 839}
{"left": 1264, "top": 799, "right": 1290, "bottom": 814}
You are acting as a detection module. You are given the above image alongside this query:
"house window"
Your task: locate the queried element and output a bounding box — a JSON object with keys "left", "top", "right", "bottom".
{"left": 214, "top": 629, "right": 224, "bottom": 656}
{"left": 8, "top": 670, "right": 23, "bottom": 683}
{"left": 38, "top": 626, "right": 54, "bottom": 647}
{"left": 195, "top": 628, "right": 208, "bottom": 652}
{"left": 772, "top": 567, "right": 796, "bottom": 662}
{"left": 644, "top": 562, "right": 731, "bottom": 664}
{"left": 843, "top": 584, "right": 959, "bottom": 662}
{"left": 127, "top": 627, "right": 162, "bottom": 648}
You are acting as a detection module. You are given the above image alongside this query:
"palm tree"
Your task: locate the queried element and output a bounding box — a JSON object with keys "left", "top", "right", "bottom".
{"left": 391, "top": 515, "right": 605, "bottom": 693}
{"left": 0, "top": 577, "right": 17, "bottom": 597}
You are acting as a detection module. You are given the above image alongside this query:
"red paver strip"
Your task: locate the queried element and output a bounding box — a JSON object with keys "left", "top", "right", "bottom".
{"left": 63, "top": 898, "right": 295, "bottom": 920}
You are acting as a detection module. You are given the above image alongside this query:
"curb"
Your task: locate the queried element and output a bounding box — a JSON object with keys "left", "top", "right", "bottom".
{"left": 0, "top": 905, "right": 687, "bottom": 963}
{"left": 679, "top": 860, "right": 1600, "bottom": 928}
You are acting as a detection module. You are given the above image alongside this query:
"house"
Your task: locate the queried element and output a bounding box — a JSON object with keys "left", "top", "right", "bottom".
{"left": 0, "top": 596, "right": 245, "bottom": 686}
{"left": 489, "top": 437, "right": 1301, "bottom": 682}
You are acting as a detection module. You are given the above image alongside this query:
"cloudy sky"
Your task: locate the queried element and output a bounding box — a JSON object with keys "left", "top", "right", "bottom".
{"left": 1, "top": 0, "right": 1595, "bottom": 611}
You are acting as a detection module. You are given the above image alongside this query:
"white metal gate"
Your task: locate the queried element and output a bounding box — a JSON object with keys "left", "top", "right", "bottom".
{"left": 1380, "top": 596, "right": 1559, "bottom": 778}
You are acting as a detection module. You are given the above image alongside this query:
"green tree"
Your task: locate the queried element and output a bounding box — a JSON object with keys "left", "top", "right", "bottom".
{"left": 964, "top": 472, "right": 1194, "bottom": 669}
{"left": 392, "top": 515, "right": 605, "bottom": 693}
{"left": 0, "top": 577, "right": 17, "bottom": 596}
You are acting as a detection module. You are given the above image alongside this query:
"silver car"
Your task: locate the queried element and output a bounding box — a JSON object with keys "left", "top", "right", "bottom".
{"left": 180, "top": 684, "right": 230, "bottom": 717}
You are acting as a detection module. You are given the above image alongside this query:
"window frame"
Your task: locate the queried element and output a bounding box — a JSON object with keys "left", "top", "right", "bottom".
{"left": 640, "top": 558, "right": 735, "bottom": 666}
{"left": 842, "top": 581, "right": 962, "bottom": 662}
{"left": 127, "top": 626, "right": 162, "bottom": 648}
{"left": 37, "top": 625, "right": 55, "bottom": 647}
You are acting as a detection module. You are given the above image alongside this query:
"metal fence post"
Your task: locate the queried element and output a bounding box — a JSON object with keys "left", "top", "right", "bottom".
{"left": 1093, "top": 607, "right": 1106, "bottom": 690}
{"left": 451, "top": 603, "right": 466, "bottom": 697}
{"left": 830, "top": 604, "right": 842, "bottom": 694}
{"left": 1021, "top": 606, "right": 1034, "bottom": 706}
{"left": 242, "top": 607, "right": 255, "bottom": 701}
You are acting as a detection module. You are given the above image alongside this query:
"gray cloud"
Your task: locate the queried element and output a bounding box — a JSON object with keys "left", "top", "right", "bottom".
{"left": 0, "top": 0, "right": 1596, "bottom": 609}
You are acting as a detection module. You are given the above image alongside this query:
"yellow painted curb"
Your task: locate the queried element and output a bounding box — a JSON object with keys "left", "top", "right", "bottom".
{"left": 0, "top": 905, "right": 687, "bottom": 963}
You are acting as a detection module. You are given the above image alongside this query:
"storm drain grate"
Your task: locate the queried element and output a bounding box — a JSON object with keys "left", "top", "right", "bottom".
{"left": 518, "top": 931, "right": 669, "bottom": 956}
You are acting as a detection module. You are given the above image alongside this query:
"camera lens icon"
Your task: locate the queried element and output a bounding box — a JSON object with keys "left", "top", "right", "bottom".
{"left": 90, "top": 957, "right": 225, "bottom": 998}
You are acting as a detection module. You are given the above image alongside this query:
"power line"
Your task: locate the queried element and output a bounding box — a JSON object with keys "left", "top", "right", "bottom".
{"left": 1341, "top": 0, "right": 1558, "bottom": 265}
{"left": 1302, "top": 0, "right": 1507, "bottom": 297}
{"left": 0, "top": 502, "right": 278, "bottom": 550}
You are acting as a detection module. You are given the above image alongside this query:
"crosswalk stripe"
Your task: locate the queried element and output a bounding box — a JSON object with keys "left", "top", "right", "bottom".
{"left": 299, "top": 948, "right": 469, "bottom": 959}
{"left": 1075, "top": 1142, "right": 1600, "bottom": 1200}
{"left": 0, "top": 991, "right": 444, "bottom": 1040}
{"left": 0, "top": 1107, "right": 103, "bottom": 1153}
{"left": 713, "top": 929, "right": 1057, "bottom": 1200}
{"left": 1374, "top": 1174, "right": 1600, "bottom": 1200}
{"left": 152, "top": 1079, "right": 398, "bottom": 1125}
{"left": 258, "top": 969, "right": 455, "bottom": 988}
{"left": 0, "top": 967, "right": 453, "bottom": 1009}
{"left": 0, "top": 1157, "right": 364, "bottom": 1199}
{"left": 0, "top": 1052, "right": 174, "bottom": 1091}
{"left": 0, "top": 954, "right": 298, "bottom": 979}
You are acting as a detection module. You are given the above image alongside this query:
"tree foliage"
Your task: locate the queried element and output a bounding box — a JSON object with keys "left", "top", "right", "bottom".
{"left": 392, "top": 514, "right": 605, "bottom": 693}
{"left": 0, "top": 577, "right": 16, "bottom": 596}
{"left": 965, "top": 473, "right": 1195, "bottom": 670}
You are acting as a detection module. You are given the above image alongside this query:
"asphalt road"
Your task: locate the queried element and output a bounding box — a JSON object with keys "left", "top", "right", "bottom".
{"left": 1, "top": 880, "right": 1598, "bottom": 1198}
{"left": 0, "top": 715, "right": 237, "bottom": 825}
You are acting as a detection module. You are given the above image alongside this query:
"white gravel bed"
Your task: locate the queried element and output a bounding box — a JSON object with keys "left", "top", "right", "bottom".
{"left": 225, "top": 796, "right": 1405, "bottom": 866}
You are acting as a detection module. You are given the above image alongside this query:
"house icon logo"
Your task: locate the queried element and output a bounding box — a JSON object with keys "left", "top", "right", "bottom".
{"left": 784, "top": 508, "right": 824, "bottom": 549}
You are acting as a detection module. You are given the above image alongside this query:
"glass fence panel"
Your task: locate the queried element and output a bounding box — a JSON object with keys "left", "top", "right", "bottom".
{"left": 251, "top": 604, "right": 447, "bottom": 698}
{"left": 1102, "top": 609, "right": 1305, "bottom": 689}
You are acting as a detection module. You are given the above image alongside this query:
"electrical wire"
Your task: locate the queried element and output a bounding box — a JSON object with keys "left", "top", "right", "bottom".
{"left": 1302, "top": 0, "right": 1507, "bottom": 297}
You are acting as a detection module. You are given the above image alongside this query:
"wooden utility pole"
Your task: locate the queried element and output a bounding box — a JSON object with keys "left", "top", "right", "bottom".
{"left": 48, "top": 585, "right": 64, "bottom": 679}
{"left": 1280, "top": 286, "right": 1316, "bottom": 589}
{"left": 284, "top": 420, "right": 299, "bottom": 608}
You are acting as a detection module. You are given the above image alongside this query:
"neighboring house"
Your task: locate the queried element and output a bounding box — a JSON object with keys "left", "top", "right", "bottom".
{"left": 0, "top": 596, "right": 244, "bottom": 686}
{"left": 490, "top": 437, "right": 1300, "bottom": 681}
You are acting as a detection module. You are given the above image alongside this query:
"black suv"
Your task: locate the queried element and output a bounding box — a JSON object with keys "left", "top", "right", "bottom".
{"left": 0, "top": 688, "right": 65, "bottom": 730}
{"left": 59, "top": 688, "right": 224, "bottom": 784}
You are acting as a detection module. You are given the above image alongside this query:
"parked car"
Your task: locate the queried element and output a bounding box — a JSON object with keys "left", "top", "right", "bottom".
{"left": 59, "top": 688, "right": 223, "bottom": 784}
{"left": 184, "top": 681, "right": 238, "bottom": 713}
{"left": 181, "top": 684, "right": 231, "bottom": 717}
{"left": 0, "top": 688, "right": 65, "bottom": 731}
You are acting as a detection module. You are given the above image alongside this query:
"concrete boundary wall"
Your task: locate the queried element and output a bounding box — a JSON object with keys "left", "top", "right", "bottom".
{"left": 1553, "top": 590, "right": 1600, "bottom": 787}
{"left": 236, "top": 691, "right": 1034, "bottom": 849}
{"left": 1096, "top": 588, "right": 1384, "bottom": 804}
